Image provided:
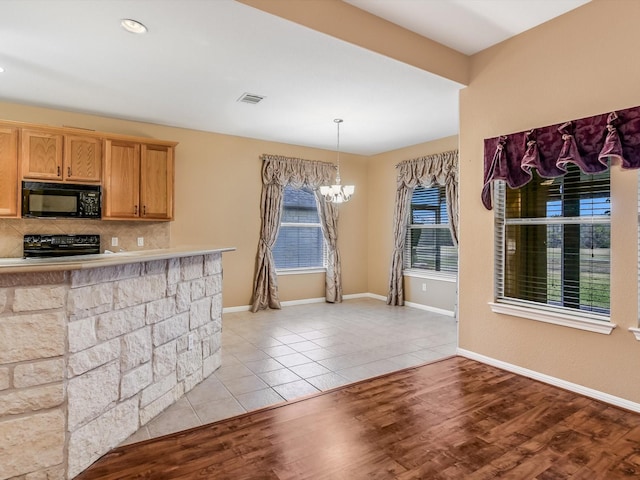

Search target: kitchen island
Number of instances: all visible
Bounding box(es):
[0,246,234,480]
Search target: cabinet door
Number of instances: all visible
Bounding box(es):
[103,139,140,219]
[64,135,102,183]
[0,127,19,217]
[140,144,174,220]
[21,129,63,180]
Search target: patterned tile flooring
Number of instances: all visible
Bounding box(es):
[122,297,458,444]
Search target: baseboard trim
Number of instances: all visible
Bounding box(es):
[404,301,455,317]
[457,348,640,414]
[281,297,326,307]
[346,292,386,301]
[222,305,251,313]
[223,293,453,315]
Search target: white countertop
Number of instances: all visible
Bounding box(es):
[0,245,235,274]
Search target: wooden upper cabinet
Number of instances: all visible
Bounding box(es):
[103,139,140,219]
[0,126,19,217]
[21,129,101,183]
[21,129,63,180]
[103,141,174,221]
[64,135,102,183]
[141,144,174,220]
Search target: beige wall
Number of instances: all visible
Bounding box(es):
[459,0,640,402]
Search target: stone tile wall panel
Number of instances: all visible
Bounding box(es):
[68,339,120,377]
[190,278,206,301]
[177,343,202,381]
[14,358,65,388]
[114,274,167,309]
[204,252,222,275]
[120,363,152,400]
[190,297,211,330]
[121,327,152,371]
[68,317,97,353]
[167,257,180,286]
[67,362,119,430]
[0,312,65,363]
[175,281,190,312]
[13,285,66,312]
[153,340,177,379]
[144,259,168,275]
[146,297,177,324]
[180,255,203,281]
[0,383,64,416]
[0,410,65,480]
[67,283,114,320]
[96,304,145,341]
[140,371,177,408]
[0,366,9,391]
[70,263,142,287]
[205,274,222,296]
[152,313,189,347]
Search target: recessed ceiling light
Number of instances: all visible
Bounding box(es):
[120,18,147,34]
[0,67,4,73]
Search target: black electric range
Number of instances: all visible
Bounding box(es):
[23,234,101,258]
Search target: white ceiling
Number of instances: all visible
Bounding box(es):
[0,0,590,155]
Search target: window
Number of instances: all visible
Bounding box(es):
[495,164,610,318]
[404,185,457,275]
[273,185,325,271]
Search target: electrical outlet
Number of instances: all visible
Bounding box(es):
[111,237,118,247]
[188,334,194,351]
[421,283,427,292]
[137,237,144,247]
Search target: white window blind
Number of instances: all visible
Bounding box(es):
[273,185,326,270]
[495,164,610,317]
[404,185,457,274]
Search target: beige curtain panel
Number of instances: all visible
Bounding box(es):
[387,150,459,306]
[251,154,342,312]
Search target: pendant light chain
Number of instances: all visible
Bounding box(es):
[335,118,342,183]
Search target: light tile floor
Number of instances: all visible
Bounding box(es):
[122,297,457,445]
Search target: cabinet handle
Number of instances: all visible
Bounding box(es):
[57,166,60,177]
[67,167,71,177]
[143,205,146,216]
[134,205,138,215]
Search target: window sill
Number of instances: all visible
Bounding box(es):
[489,302,616,335]
[629,328,640,341]
[403,269,457,283]
[276,267,326,276]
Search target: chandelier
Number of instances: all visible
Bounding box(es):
[320,119,355,204]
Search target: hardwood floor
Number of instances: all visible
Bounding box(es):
[77,357,640,479]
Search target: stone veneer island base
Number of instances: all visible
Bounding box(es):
[0,247,233,479]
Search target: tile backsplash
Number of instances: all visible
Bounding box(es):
[0,219,170,257]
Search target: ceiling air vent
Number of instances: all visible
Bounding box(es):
[237,93,265,104]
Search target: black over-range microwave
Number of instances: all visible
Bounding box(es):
[22,181,102,219]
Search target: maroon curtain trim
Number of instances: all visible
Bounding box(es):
[482,105,640,209]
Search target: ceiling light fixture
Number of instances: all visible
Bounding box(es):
[120,18,148,34]
[320,119,355,204]
[0,67,4,73]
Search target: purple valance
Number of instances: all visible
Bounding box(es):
[482,105,640,209]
